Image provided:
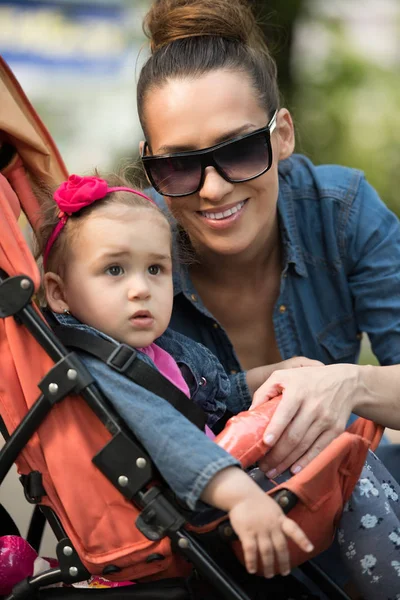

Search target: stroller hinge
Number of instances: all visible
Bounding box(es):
[56,537,91,583]
[9,539,90,599]
[136,486,186,541]
[38,352,95,405]
[0,274,34,318]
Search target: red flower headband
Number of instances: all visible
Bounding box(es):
[43,175,155,269]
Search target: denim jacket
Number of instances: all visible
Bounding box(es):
[149,154,400,413]
[52,312,238,510]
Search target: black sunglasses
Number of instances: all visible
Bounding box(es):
[141,110,278,198]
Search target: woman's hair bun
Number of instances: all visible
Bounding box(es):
[143,0,262,53]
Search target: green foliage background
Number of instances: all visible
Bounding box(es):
[253,2,399,365]
[293,20,400,218]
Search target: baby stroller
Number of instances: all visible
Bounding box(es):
[0,56,382,600]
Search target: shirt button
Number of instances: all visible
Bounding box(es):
[213,322,219,329]
[279,304,287,313]
[230,369,237,375]
[190,294,197,302]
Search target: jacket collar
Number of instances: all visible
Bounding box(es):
[277,158,307,278]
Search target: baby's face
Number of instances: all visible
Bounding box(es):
[61,205,173,348]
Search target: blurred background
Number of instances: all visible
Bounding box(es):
[1,0,399,215]
[1,0,400,550]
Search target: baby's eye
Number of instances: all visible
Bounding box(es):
[106,265,124,277]
[148,264,161,275]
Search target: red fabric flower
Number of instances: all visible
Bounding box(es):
[54,175,109,214]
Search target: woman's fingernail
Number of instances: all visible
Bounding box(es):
[264,434,275,445]
[266,468,277,478]
[292,465,302,474]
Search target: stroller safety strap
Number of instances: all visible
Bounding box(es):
[52,324,207,431]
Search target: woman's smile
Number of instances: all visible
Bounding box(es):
[197,199,248,229]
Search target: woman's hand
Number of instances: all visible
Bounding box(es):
[250,363,360,478]
[245,356,324,396]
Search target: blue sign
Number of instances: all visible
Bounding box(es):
[0,0,133,73]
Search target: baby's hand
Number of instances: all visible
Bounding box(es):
[229,489,314,578]
[201,467,314,577]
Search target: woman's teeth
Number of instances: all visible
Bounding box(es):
[201,201,245,220]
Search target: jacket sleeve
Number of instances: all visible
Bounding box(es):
[79,353,240,510]
[226,372,252,414]
[344,177,400,365]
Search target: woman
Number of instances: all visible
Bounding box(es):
[137,0,400,480]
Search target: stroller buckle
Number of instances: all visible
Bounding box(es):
[107,343,137,373]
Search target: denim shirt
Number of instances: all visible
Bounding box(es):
[149,154,400,413]
[52,312,238,510]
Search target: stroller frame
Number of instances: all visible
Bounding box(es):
[0,268,351,600]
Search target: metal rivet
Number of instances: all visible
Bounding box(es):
[190,294,197,302]
[48,383,58,394]
[223,525,234,538]
[63,546,73,557]
[136,457,147,469]
[199,377,207,387]
[278,494,290,508]
[20,279,31,290]
[118,475,129,487]
[279,304,287,313]
[67,369,77,381]
[178,538,189,549]
[69,566,78,577]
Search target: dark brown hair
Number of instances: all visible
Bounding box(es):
[34,170,169,276]
[137,0,279,138]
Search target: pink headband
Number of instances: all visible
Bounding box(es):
[43,174,155,269]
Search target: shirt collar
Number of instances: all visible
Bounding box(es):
[277,159,307,278]
[51,311,119,343]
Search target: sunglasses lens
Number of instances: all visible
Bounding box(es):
[146,155,202,196]
[215,131,271,181]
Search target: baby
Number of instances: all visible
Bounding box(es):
[35,172,313,579]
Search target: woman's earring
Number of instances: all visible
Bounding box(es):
[63,308,70,315]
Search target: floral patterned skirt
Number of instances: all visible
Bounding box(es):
[338,450,400,599]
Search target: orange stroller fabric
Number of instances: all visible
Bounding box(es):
[0,56,383,582]
[215,399,383,569]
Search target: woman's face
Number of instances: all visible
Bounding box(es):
[142,70,294,258]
